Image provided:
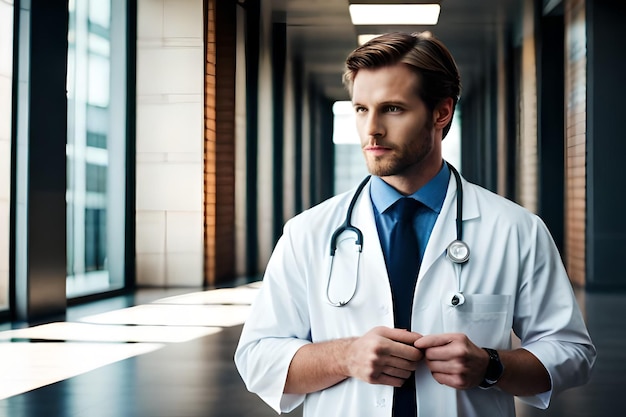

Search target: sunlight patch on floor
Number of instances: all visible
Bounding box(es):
[0,342,162,400]
[79,304,251,327]
[152,285,260,306]
[0,322,221,343]
[0,282,262,400]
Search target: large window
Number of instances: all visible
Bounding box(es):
[66,0,127,297]
[0,0,14,311]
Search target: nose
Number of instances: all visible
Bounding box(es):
[364,111,384,138]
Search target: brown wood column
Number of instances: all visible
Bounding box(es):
[204,0,237,286]
[517,0,538,213]
[564,0,586,287]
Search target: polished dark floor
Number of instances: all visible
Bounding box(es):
[0,286,622,417]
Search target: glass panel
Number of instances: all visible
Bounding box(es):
[0,1,14,311]
[332,101,368,195]
[67,0,126,298]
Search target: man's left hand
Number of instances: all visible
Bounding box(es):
[413,333,489,390]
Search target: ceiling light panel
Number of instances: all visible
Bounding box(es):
[349,4,441,25]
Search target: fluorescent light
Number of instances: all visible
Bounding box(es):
[349,4,441,25]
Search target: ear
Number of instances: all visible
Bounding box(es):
[433,97,454,130]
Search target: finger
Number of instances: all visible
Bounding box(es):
[430,372,456,388]
[374,373,410,388]
[423,356,460,373]
[422,343,458,361]
[378,327,423,345]
[387,342,424,362]
[429,371,474,390]
[413,333,457,350]
[381,364,414,380]
[385,355,419,372]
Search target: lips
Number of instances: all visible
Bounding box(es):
[363,144,392,156]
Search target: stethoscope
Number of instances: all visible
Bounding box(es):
[326,161,470,308]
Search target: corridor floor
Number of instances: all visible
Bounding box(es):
[0,282,620,417]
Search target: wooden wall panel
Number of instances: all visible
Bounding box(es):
[517,0,538,213]
[205,0,236,286]
[564,0,586,287]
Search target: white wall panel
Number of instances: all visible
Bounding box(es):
[136,253,166,286]
[164,0,202,38]
[136,0,203,286]
[135,211,166,254]
[136,102,202,154]
[166,211,202,254]
[137,48,203,96]
[165,253,203,286]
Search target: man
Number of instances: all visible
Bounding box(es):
[235,32,595,417]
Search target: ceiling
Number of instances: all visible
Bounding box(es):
[273,0,524,102]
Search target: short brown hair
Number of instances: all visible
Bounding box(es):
[343,32,461,138]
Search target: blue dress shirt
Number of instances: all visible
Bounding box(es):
[370,163,450,270]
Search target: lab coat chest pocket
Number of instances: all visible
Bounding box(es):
[441,294,511,348]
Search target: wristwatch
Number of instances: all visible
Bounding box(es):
[479,348,504,388]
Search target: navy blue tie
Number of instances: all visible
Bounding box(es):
[388,197,421,329]
[387,197,420,417]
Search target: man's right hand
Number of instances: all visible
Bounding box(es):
[343,326,423,387]
[284,326,423,394]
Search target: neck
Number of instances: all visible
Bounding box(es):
[381,158,444,196]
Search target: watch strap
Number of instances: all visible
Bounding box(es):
[479,347,504,388]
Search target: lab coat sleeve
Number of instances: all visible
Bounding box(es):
[234,218,312,414]
[513,217,596,409]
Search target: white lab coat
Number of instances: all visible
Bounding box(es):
[235,173,596,417]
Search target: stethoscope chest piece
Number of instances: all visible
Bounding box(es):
[446,240,470,264]
[448,292,466,307]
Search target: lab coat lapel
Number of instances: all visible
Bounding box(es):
[418,174,480,281]
[415,174,480,417]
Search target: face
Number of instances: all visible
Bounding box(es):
[352,63,442,189]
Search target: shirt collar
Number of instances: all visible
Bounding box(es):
[370,162,450,214]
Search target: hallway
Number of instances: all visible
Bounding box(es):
[0,283,619,417]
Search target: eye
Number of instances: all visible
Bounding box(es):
[354,106,367,114]
[384,105,401,113]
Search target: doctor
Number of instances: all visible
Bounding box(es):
[235,32,595,417]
